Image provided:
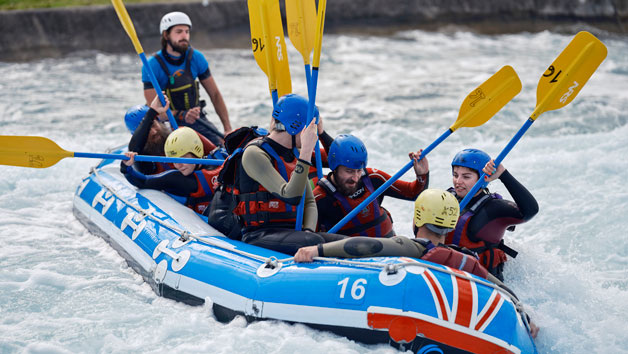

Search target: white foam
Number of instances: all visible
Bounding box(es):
[1,30,627,353]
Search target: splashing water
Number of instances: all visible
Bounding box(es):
[1,29,627,353]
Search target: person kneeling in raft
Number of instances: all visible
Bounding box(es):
[121,126,221,215]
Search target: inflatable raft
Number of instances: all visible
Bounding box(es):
[72,153,538,353]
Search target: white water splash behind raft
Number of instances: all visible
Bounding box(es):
[1,30,627,353]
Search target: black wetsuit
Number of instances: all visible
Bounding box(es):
[128,108,167,175]
[120,163,197,199]
[447,169,539,281]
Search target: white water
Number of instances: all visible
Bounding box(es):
[1,29,627,353]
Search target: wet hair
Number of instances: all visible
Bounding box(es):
[272,119,286,133]
[160,29,171,51]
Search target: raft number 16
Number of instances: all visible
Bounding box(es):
[337,277,367,301]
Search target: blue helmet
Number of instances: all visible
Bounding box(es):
[328,134,368,171]
[451,148,491,175]
[124,105,150,133]
[272,94,319,136]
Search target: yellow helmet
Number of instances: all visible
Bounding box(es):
[414,189,460,235]
[164,127,203,158]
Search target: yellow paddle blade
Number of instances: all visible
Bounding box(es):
[450,65,522,131]
[111,0,144,55]
[286,0,316,64]
[0,136,73,168]
[532,31,607,120]
[312,0,327,68]
[248,0,292,97]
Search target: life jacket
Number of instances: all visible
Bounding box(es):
[233,138,301,230]
[445,188,518,275]
[317,173,394,238]
[415,240,488,279]
[186,168,220,215]
[154,48,200,111]
[207,126,268,239]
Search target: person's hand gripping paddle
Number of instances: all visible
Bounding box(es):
[329,65,522,233]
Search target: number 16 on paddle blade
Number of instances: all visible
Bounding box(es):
[248,0,292,104]
[532,31,607,119]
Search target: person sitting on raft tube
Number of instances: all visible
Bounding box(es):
[124,95,225,176]
[121,126,221,215]
[233,93,345,255]
[314,134,429,237]
[447,148,539,281]
[294,188,539,338]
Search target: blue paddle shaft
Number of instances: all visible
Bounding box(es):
[458,118,535,210]
[73,152,223,166]
[308,67,324,181]
[139,52,179,130]
[296,66,320,231]
[328,129,453,234]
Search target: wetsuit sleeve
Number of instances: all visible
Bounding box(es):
[368,168,429,201]
[499,170,539,222]
[319,131,334,152]
[466,170,538,243]
[120,164,198,196]
[319,236,424,258]
[241,146,312,206]
[127,108,160,174]
[303,182,317,231]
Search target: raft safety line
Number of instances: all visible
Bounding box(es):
[90,167,272,264]
[89,167,530,328]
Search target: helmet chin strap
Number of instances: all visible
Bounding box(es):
[291,135,296,150]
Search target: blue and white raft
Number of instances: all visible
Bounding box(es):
[72,154,538,353]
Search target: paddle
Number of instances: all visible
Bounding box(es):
[291,0,327,230]
[328,65,522,234]
[248,0,292,104]
[458,31,607,210]
[111,0,178,130]
[286,0,324,179]
[0,136,223,169]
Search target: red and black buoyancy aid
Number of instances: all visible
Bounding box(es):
[419,241,488,279]
[154,48,200,111]
[445,189,518,273]
[317,174,394,238]
[207,126,269,239]
[186,168,220,215]
[232,139,300,230]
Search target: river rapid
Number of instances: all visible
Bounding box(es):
[1,28,627,353]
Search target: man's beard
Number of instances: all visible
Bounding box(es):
[334,172,360,196]
[143,124,170,156]
[169,39,189,54]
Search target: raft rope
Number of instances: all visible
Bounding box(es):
[89,167,530,326]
